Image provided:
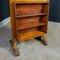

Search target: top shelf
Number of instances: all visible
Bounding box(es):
[15,2,49,4]
[14,0,49,4]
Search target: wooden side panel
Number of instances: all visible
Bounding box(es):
[39,3,49,33]
[42,3,48,13]
[42,15,48,23]
[9,0,16,40]
[39,25,47,33]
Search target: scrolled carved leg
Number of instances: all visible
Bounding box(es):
[9,40,20,56]
[40,35,48,45]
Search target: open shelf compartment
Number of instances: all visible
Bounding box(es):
[16,16,47,30]
[16,25,47,42]
[14,2,48,18]
[17,29,45,42]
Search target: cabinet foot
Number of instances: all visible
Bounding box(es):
[40,36,48,45]
[9,40,20,56]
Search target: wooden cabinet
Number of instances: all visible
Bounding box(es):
[9,0,49,56]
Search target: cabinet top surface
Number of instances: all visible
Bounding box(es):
[14,0,49,3]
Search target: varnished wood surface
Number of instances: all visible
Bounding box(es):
[15,3,48,17]
[16,13,48,18]
[10,0,49,42]
[42,15,48,23]
[17,30,45,42]
[10,0,17,40]
[15,4,42,16]
[15,0,49,3]
[9,0,49,56]
[16,16,47,29]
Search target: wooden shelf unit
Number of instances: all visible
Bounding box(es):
[9,0,49,56]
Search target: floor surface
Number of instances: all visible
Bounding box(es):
[0,21,60,60]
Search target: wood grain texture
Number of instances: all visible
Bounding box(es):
[15,4,42,16]
[17,30,45,42]
[16,16,42,29]
[10,0,49,42]
[9,0,17,40]
[15,0,49,3]
[9,0,49,56]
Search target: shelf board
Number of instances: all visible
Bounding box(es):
[16,13,48,18]
[15,1,49,4]
[16,22,46,30]
[17,30,45,41]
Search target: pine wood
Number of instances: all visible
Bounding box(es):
[9,0,49,56]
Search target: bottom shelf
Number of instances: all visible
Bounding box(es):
[17,30,45,42]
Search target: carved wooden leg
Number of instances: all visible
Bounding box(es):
[9,40,20,56]
[40,35,48,45]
